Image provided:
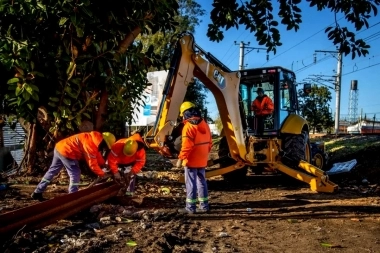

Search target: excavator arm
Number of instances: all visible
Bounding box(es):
[143,32,338,193]
[144,33,247,161]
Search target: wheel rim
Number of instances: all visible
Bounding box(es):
[313,153,324,169]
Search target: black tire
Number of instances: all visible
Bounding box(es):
[282,130,311,166]
[218,136,248,183]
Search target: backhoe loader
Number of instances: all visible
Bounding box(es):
[143,32,338,193]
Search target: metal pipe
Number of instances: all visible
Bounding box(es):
[0,182,121,239]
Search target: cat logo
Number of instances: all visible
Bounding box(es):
[213,69,226,89]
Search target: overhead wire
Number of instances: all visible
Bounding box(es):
[261,17,345,67]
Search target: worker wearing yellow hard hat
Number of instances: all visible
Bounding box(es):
[176,101,212,214]
[179,101,195,117]
[32,131,116,201]
[107,132,146,196]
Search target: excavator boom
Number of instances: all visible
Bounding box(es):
[143,32,338,193]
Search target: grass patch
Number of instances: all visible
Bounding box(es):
[325,136,380,162]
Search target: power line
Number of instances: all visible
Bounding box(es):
[226,32,253,68]
[266,20,380,69]
[262,18,344,67]
[294,55,333,74]
[220,30,246,61]
[342,61,380,76]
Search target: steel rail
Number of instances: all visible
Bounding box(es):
[0,181,121,239]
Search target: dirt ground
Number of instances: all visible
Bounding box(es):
[1,137,380,253]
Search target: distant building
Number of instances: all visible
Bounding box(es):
[208,124,220,136]
[347,120,380,134]
[0,121,25,172]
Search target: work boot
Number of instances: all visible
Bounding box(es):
[31,192,47,202]
[196,208,210,214]
[177,208,195,214]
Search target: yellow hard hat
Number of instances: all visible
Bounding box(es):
[123,139,138,156]
[102,132,116,149]
[179,101,195,116]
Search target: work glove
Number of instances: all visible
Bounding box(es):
[101,164,110,173]
[176,159,183,168]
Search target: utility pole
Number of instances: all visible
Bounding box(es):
[235,41,268,70]
[315,50,343,135]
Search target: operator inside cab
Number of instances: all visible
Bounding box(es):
[251,87,274,135]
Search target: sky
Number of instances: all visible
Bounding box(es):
[192,1,380,121]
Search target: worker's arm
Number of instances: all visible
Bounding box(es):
[83,143,105,177]
[178,123,196,166]
[263,97,274,114]
[207,123,213,152]
[107,142,124,174]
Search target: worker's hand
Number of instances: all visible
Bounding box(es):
[176,159,183,168]
[101,165,110,173]
[113,172,122,185]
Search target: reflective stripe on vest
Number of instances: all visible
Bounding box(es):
[111,150,118,157]
[194,141,209,146]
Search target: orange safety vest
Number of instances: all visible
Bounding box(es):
[251,95,274,116]
[55,131,105,176]
[107,134,146,174]
[178,118,212,168]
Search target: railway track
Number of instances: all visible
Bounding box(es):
[0,181,121,241]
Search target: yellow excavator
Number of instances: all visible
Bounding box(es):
[143,32,338,193]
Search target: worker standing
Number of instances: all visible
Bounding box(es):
[176,102,212,214]
[251,87,274,134]
[107,132,146,196]
[31,131,117,201]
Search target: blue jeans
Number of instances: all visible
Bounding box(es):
[34,148,81,194]
[184,167,209,212]
[118,164,137,195]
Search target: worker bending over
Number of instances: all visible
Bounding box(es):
[31,131,117,201]
[107,132,146,196]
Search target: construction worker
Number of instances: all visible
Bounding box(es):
[251,87,274,134]
[31,131,117,201]
[107,132,146,196]
[176,102,212,214]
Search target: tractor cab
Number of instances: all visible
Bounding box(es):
[239,67,299,136]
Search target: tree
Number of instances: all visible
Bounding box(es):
[137,0,209,120]
[1,0,378,173]
[298,85,334,133]
[207,0,379,59]
[0,0,179,172]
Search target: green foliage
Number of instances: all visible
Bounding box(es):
[207,0,378,58]
[213,115,223,133]
[298,85,334,133]
[0,0,178,137]
[137,0,209,120]
[185,79,210,121]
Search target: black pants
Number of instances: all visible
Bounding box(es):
[254,116,267,135]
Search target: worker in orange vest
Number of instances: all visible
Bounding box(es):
[176,102,212,214]
[107,132,146,196]
[251,87,274,134]
[31,131,117,201]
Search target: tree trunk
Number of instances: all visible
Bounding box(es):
[26,123,37,174]
[118,26,142,54]
[93,27,143,131]
[95,89,108,131]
